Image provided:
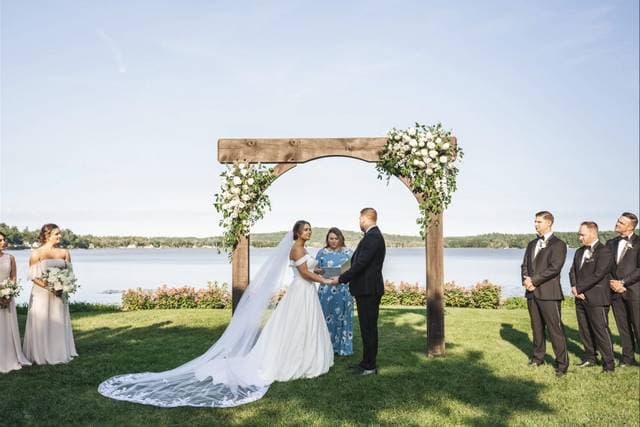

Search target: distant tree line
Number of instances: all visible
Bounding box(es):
[0,223,625,250]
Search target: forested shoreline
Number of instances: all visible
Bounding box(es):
[1,223,625,249]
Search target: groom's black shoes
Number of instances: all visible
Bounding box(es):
[349,364,378,375]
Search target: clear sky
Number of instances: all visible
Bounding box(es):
[1,1,638,237]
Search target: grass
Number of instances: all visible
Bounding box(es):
[1,307,638,426]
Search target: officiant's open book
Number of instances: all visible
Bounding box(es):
[321,259,351,279]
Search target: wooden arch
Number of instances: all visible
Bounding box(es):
[217,136,456,357]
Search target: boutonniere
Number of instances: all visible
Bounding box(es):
[626,242,634,250]
[584,249,593,261]
[540,241,547,249]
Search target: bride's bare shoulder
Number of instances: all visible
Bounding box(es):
[289,245,305,261]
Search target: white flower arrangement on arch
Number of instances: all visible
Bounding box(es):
[376,122,463,238]
[214,162,276,257]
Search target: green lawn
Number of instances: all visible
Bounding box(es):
[1,307,638,426]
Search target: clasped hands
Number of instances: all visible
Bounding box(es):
[570,287,586,300]
[522,276,535,292]
[609,279,626,294]
[313,268,340,286]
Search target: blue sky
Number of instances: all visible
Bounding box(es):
[1,1,638,237]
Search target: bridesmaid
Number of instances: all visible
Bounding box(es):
[23,224,78,365]
[0,231,31,373]
[315,228,354,356]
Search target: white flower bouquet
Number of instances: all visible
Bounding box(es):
[42,267,79,303]
[0,278,21,308]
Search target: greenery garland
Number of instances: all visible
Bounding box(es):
[376,123,463,238]
[213,162,276,257]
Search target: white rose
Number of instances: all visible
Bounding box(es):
[424,156,432,163]
[238,163,246,170]
[418,141,425,147]
[408,128,416,136]
[413,159,421,166]
[426,131,433,139]
[420,149,429,156]
[439,156,448,163]
[240,169,248,176]
[247,178,255,185]
[427,141,436,149]
[233,176,242,185]
[232,187,241,194]
[238,202,245,209]
[436,137,442,144]
[54,283,63,291]
[442,142,450,150]
[426,168,434,175]
[409,140,418,147]
[418,160,426,168]
[402,134,411,143]
[429,150,438,159]
[241,194,250,201]
[242,184,249,190]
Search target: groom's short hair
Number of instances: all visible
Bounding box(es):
[535,211,554,225]
[360,208,377,222]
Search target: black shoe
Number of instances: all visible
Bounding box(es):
[358,368,378,376]
[528,359,544,367]
[577,360,597,368]
[619,360,639,367]
[555,370,567,378]
[602,369,615,374]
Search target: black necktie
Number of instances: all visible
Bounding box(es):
[620,236,629,242]
[537,235,545,241]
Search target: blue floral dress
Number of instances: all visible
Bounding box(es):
[316,247,354,356]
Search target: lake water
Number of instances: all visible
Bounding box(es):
[6,247,578,305]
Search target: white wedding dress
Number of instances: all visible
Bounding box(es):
[98,232,333,407]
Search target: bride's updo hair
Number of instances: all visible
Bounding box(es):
[38,223,60,244]
[292,220,310,241]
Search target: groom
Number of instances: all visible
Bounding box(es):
[329,208,386,375]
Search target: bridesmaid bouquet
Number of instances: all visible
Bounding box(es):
[0,278,22,308]
[42,267,79,303]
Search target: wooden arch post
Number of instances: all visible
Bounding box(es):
[217,136,455,357]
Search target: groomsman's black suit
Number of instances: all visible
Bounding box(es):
[606,233,640,364]
[569,241,615,370]
[339,225,386,371]
[521,234,569,372]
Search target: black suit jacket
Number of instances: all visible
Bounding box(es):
[338,226,386,297]
[606,233,640,301]
[521,234,567,300]
[569,241,613,306]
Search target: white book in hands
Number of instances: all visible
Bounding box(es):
[321,259,351,279]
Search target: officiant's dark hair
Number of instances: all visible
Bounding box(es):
[622,212,638,228]
[38,223,60,244]
[325,228,346,248]
[292,220,310,240]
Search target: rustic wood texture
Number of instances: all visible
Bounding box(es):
[426,212,445,356]
[231,235,249,312]
[218,137,387,163]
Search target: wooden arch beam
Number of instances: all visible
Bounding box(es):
[217,136,456,357]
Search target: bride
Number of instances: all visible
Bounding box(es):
[98,220,335,407]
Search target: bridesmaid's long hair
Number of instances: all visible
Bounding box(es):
[292,220,310,241]
[38,223,60,244]
[324,227,346,249]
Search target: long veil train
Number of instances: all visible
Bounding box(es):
[98,231,294,407]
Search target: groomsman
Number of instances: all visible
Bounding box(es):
[570,222,615,373]
[607,212,640,367]
[521,211,569,377]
